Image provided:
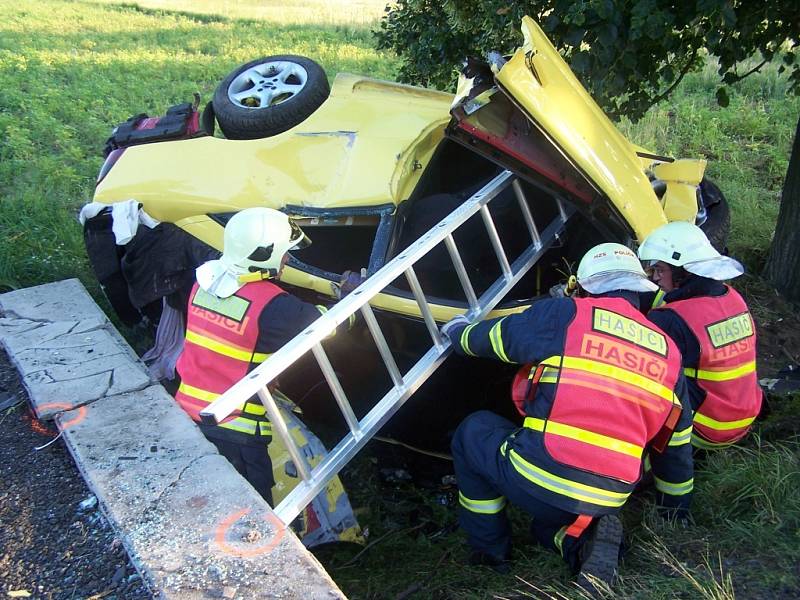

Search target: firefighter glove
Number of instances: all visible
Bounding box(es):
[335,268,367,299]
[441,314,471,340]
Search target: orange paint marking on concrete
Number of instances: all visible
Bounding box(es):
[215,508,286,558]
[37,403,88,429]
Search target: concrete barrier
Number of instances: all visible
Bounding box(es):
[0,279,345,599]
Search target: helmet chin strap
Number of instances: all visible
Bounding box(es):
[238,269,278,284]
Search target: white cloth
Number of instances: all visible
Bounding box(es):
[195,258,248,298]
[580,272,658,294]
[78,200,159,245]
[683,256,744,280]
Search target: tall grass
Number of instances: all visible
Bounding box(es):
[86,0,389,27]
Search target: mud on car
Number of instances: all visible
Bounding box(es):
[83,17,729,478]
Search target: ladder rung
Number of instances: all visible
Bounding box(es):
[256,386,312,481]
[512,179,541,249]
[479,205,512,280]
[404,265,444,347]
[444,233,479,312]
[311,343,362,438]
[360,302,404,388]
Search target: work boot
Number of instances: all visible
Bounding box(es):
[576,514,623,595]
[468,550,512,574]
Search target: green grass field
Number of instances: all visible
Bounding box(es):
[1,1,799,598]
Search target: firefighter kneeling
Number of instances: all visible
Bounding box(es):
[638,222,762,450]
[175,207,358,504]
[441,243,694,592]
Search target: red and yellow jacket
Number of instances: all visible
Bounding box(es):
[652,284,761,448]
[451,292,694,516]
[176,280,283,437]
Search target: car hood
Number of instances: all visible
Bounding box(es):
[493,17,670,241]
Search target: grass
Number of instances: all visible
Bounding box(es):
[86,0,388,26]
[1,1,799,598]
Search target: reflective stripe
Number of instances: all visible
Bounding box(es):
[504,447,629,508]
[654,476,694,496]
[524,417,643,459]
[242,402,266,416]
[219,419,259,435]
[489,318,512,363]
[691,433,733,449]
[668,425,693,446]
[178,382,218,402]
[684,361,756,381]
[540,366,559,379]
[693,412,756,431]
[458,491,507,514]
[651,289,666,310]
[543,355,675,403]
[185,329,269,363]
[460,323,479,356]
[178,384,270,435]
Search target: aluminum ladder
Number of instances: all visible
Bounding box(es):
[200,170,572,525]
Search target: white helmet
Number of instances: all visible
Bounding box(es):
[577,243,658,294]
[196,207,310,298]
[638,222,743,280]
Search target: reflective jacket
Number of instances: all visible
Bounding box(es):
[176,280,282,437]
[451,292,694,516]
[652,284,761,448]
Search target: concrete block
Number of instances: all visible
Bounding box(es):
[2,278,345,599]
[12,329,151,419]
[0,278,107,323]
[58,387,345,599]
[0,278,138,361]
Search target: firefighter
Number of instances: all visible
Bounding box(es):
[638,221,762,449]
[441,243,694,591]
[175,207,359,504]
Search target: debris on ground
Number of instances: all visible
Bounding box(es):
[0,350,152,600]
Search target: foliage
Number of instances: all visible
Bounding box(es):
[375,0,800,120]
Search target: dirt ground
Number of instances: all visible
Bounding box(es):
[0,350,152,600]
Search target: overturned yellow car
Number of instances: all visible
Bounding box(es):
[83,15,729,523]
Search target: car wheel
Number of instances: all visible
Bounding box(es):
[698,178,730,253]
[212,55,330,140]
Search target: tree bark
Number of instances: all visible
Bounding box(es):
[764,116,800,303]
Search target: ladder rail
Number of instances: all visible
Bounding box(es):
[270,208,573,521]
[200,170,516,425]
[198,169,575,525]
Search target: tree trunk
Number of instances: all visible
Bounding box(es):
[763,116,800,303]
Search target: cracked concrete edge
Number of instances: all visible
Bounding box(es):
[2,280,346,599]
[0,279,156,420]
[55,388,346,599]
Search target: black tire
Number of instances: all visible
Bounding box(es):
[212,55,330,140]
[698,178,731,253]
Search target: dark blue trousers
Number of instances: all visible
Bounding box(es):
[451,410,591,570]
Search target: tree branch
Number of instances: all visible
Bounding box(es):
[651,47,700,106]
[727,59,769,85]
